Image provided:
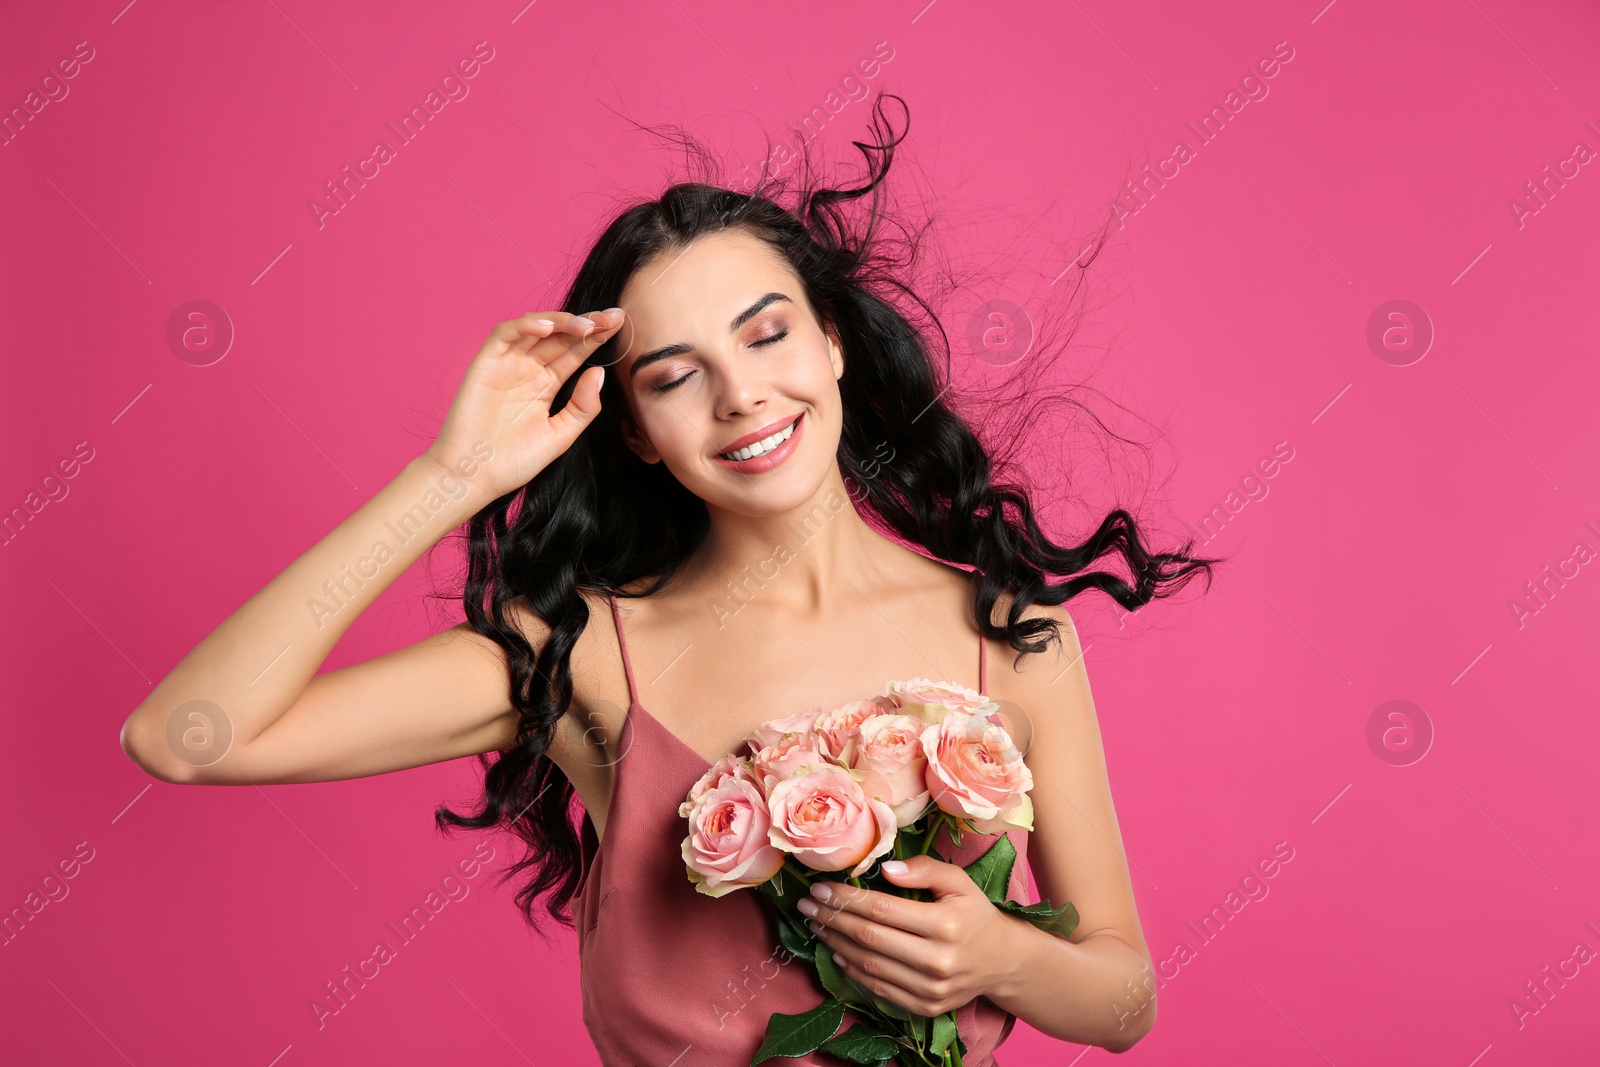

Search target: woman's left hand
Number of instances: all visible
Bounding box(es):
[795,854,1028,1016]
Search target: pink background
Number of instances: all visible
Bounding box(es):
[4,0,1599,1063]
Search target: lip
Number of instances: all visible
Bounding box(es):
[714,412,805,473]
[714,412,803,457]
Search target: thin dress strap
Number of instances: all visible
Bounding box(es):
[978,629,987,696]
[608,594,639,707]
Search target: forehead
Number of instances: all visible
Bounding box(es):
[617,230,802,347]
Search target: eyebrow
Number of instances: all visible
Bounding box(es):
[627,292,793,378]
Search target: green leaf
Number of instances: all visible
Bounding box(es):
[871,991,914,1023]
[775,909,815,963]
[998,897,1080,940]
[752,999,847,1064]
[814,940,870,1007]
[819,1023,902,1063]
[929,1011,959,1056]
[759,874,818,963]
[961,834,1017,903]
[816,948,917,1027]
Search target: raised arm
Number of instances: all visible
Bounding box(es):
[119,309,625,785]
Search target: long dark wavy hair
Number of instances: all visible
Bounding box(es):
[435,93,1220,939]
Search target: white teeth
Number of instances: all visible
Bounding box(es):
[720,419,796,461]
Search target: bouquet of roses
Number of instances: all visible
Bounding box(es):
[677,678,1079,1067]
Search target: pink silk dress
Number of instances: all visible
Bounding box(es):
[568,594,1033,1066]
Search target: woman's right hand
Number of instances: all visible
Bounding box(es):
[423,308,627,499]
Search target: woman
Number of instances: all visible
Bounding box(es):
[121,96,1214,1064]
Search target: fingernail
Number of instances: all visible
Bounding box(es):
[810,883,832,902]
[805,919,822,935]
[797,897,818,916]
[573,316,595,327]
[882,860,908,875]
[603,307,623,316]
[534,319,555,327]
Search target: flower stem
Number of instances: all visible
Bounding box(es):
[782,859,814,890]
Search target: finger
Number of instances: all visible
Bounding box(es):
[807,877,948,938]
[492,310,609,351]
[491,314,558,348]
[547,364,605,436]
[877,854,984,902]
[808,907,947,980]
[535,310,626,383]
[500,315,561,357]
[813,926,948,1013]
[552,307,623,340]
[801,893,949,974]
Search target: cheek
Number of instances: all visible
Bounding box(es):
[636,406,705,461]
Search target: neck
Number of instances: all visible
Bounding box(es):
[684,463,897,614]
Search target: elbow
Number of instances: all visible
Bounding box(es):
[1107,1011,1158,1049]
[119,709,198,785]
[1101,949,1157,1053]
[1104,987,1156,1053]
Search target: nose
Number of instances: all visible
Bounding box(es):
[712,352,772,421]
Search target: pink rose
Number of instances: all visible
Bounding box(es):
[680,775,786,897]
[766,763,898,877]
[678,753,756,818]
[743,706,824,753]
[849,713,932,827]
[813,696,897,765]
[921,709,1035,834]
[749,733,834,792]
[886,678,996,725]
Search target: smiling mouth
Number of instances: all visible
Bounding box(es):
[717,415,801,461]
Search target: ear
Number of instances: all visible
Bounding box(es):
[826,322,844,380]
[620,413,662,464]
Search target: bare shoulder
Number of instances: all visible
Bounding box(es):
[981,585,1088,756]
[449,589,623,755]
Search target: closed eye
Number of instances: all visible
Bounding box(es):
[651,329,789,394]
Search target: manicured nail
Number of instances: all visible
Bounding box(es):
[806,919,822,935]
[882,860,908,875]
[603,307,624,316]
[572,316,595,327]
[810,882,832,901]
[534,319,555,327]
[797,897,818,916]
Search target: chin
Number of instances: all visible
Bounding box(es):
[702,467,833,517]
[684,455,839,518]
